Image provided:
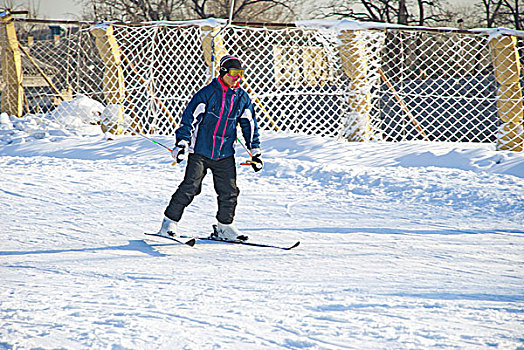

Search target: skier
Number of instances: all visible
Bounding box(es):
[157,56,262,241]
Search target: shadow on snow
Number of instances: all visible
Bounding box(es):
[0,240,174,257]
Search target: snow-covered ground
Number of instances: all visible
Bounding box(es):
[1,103,523,349]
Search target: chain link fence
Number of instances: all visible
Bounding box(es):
[1,15,523,150]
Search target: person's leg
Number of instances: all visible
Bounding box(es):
[164,154,207,222]
[211,156,239,225]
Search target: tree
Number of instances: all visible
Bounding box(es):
[84,0,188,21]
[82,0,298,22]
[317,0,451,26]
[499,0,523,30]
[475,0,523,29]
[441,2,483,29]
[399,0,408,24]
[187,0,297,21]
[413,0,451,26]
[479,0,503,27]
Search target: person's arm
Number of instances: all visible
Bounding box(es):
[238,95,262,172]
[175,88,208,143]
[172,88,208,163]
[238,96,260,151]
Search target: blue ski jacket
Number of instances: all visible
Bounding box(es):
[175,77,260,161]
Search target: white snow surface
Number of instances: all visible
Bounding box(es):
[1,102,523,349]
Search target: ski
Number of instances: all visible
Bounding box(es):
[144,233,196,247]
[181,235,300,250]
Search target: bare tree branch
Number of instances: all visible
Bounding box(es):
[81,0,296,22]
[500,0,523,29]
[317,0,451,26]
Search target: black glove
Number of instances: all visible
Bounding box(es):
[250,148,263,172]
[171,140,188,163]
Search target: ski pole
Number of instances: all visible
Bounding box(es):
[236,137,256,166]
[107,119,178,164]
[135,132,172,152]
[236,136,252,157]
[133,132,179,165]
[120,123,173,153]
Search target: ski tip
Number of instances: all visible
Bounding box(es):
[144,232,195,247]
[286,241,300,250]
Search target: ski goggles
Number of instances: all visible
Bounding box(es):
[225,68,245,78]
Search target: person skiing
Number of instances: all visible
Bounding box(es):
[157,55,262,241]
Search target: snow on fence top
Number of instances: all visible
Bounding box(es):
[297,19,524,38]
[0,15,523,151]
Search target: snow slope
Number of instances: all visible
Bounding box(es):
[1,107,523,349]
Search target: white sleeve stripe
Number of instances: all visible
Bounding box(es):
[190,103,206,149]
[193,103,206,124]
[240,108,254,146]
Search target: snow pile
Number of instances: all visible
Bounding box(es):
[48,95,104,127]
[0,95,105,146]
[261,134,524,178]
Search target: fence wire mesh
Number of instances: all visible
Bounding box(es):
[1,18,523,147]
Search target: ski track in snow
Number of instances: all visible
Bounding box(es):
[1,131,523,349]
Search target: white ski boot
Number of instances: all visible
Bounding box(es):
[157,217,179,238]
[212,222,248,241]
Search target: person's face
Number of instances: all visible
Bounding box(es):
[221,68,244,88]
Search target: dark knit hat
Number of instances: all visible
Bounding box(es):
[219,56,243,77]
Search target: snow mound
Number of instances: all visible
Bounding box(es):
[0,95,106,146]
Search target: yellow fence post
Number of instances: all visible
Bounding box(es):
[338,30,372,142]
[0,11,24,117]
[489,34,523,152]
[91,24,125,135]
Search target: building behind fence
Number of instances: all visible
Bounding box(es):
[1,12,523,151]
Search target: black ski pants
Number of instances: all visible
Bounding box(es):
[164,153,239,225]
